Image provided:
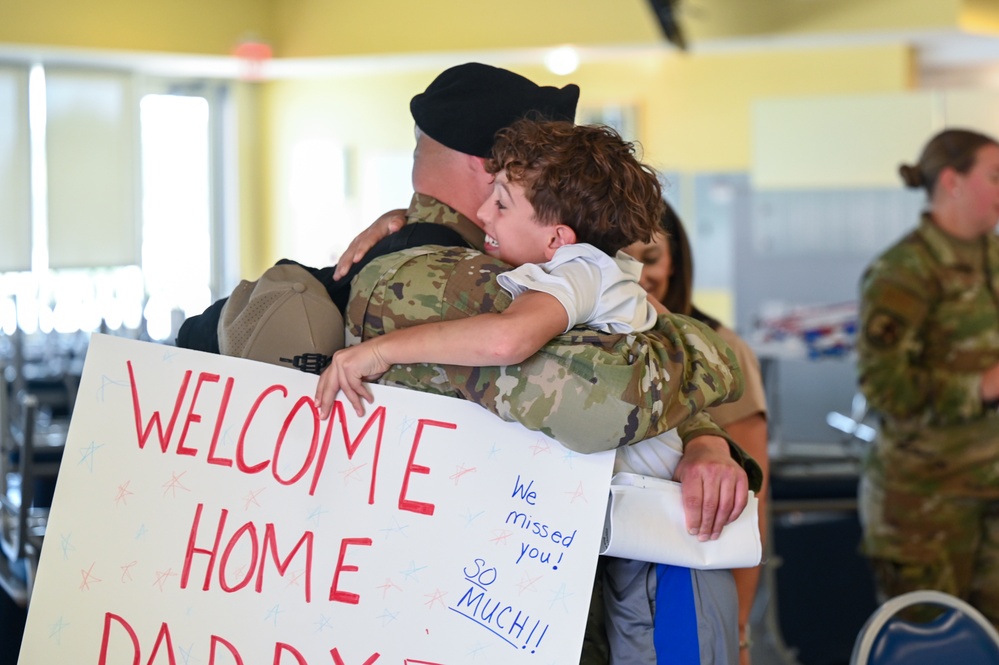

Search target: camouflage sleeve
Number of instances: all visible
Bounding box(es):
[857,259,945,420]
[676,411,763,492]
[347,247,747,455]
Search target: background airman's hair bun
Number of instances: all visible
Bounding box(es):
[898,163,924,189]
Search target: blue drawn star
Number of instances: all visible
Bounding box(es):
[48,616,69,644]
[461,508,485,527]
[307,505,329,524]
[399,560,427,581]
[60,533,75,559]
[264,604,284,627]
[97,374,129,402]
[561,448,580,466]
[466,641,490,659]
[78,441,104,471]
[548,582,573,612]
[221,424,237,450]
[315,614,333,633]
[379,517,410,540]
[376,608,400,626]
[397,415,418,440]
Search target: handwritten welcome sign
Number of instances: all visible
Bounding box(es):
[19,334,615,664]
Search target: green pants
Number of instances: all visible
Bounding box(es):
[859,457,999,626]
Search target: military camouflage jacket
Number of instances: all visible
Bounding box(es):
[859,213,999,432]
[345,194,762,491]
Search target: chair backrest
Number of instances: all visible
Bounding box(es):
[851,590,999,665]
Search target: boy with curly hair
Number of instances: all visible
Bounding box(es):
[315,117,667,415]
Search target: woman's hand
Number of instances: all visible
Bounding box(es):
[332,209,407,280]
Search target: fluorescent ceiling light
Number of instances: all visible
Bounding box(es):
[545,45,579,76]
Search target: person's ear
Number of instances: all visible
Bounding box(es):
[938,166,961,198]
[543,225,577,260]
[468,154,488,175]
[554,224,577,247]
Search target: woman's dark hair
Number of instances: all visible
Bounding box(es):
[658,202,722,331]
[899,128,999,196]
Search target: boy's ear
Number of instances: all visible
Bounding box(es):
[552,224,576,247]
[544,224,577,260]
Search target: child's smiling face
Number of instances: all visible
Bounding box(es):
[476,171,556,267]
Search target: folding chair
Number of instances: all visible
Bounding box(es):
[850,590,999,665]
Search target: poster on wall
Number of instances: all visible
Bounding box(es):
[19,334,615,665]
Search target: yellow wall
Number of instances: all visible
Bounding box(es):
[567,44,914,173]
[0,0,987,58]
[260,69,432,272]
[233,82,267,279]
[0,0,974,283]
[682,0,963,40]
[256,43,915,278]
[0,0,662,57]
[962,0,999,34]
[0,0,273,55]
[270,0,661,57]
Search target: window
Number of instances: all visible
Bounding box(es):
[139,92,213,341]
[0,65,231,342]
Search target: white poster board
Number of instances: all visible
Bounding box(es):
[19,334,615,664]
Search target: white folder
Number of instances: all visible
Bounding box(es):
[600,472,762,570]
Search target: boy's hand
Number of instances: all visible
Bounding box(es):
[314,342,391,418]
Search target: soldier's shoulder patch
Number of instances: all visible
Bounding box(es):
[864,308,906,349]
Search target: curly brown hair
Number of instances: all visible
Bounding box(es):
[486,118,665,255]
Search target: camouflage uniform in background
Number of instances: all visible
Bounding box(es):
[346,194,763,490]
[858,213,999,624]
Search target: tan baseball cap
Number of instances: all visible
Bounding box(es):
[218,264,344,374]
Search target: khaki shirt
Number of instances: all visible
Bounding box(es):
[707,326,767,427]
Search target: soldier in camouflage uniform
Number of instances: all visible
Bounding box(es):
[857,128,999,626]
[344,199,751,463]
[180,62,760,660]
[334,63,761,489]
[179,61,761,502]
[332,63,761,662]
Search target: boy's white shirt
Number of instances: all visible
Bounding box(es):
[613,429,685,478]
[496,243,657,334]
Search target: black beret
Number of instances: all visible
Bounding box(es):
[410,62,580,158]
